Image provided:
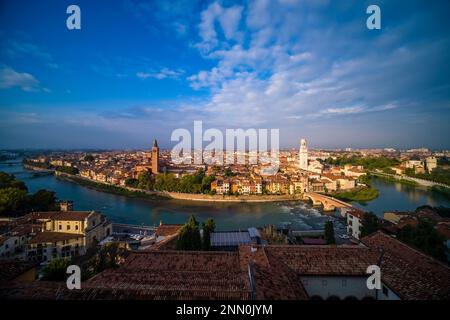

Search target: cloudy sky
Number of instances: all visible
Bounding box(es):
[0,0,449,150]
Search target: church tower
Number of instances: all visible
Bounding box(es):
[152,139,159,174]
[299,138,308,170]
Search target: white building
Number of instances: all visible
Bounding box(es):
[299,138,308,170]
[425,156,437,172]
[346,209,365,240]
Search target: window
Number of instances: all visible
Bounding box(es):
[59,225,62,230]
[382,285,389,297]
[75,225,79,230]
[67,225,71,230]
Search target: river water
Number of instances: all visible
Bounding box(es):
[1,161,449,231]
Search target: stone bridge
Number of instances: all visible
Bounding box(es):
[303,192,353,212]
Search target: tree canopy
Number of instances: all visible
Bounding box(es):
[398,218,446,260]
[176,215,202,251]
[0,171,59,216]
[41,258,71,281]
[202,218,216,250]
[324,220,336,244]
[360,212,380,237]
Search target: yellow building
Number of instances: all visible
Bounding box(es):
[27,232,85,263]
[35,211,112,247]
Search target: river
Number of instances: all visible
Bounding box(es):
[1,161,449,232]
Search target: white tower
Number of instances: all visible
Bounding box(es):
[299,138,308,170]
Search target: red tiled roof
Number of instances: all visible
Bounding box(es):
[238,246,309,300]
[84,251,252,300]
[436,223,450,239]
[155,224,183,237]
[362,231,450,300]
[32,211,93,221]
[347,209,366,219]
[301,238,327,245]
[264,245,376,276]
[28,232,84,244]
[0,261,36,283]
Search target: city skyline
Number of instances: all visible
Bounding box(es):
[1,0,450,150]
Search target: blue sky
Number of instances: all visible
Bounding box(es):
[0,0,449,150]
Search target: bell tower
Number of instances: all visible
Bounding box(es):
[152,139,159,174]
[299,138,308,170]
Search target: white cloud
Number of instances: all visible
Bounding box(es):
[197,2,243,53]
[137,68,184,80]
[184,0,448,133]
[0,66,42,92]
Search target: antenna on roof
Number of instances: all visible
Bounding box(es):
[247,258,257,300]
[377,247,385,266]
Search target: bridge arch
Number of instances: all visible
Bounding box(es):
[303,192,352,212]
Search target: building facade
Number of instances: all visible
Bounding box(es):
[151,139,159,174]
[299,138,308,170]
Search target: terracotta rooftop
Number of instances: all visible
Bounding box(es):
[347,209,366,219]
[436,223,450,239]
[1,232,449,300]
[0,261,36,283]
[263,245,376,276]
[362,231,450,300]
[28,232,84,244]
[32,211,93,221]
[238,246,309,300]
[84,251,252,300]
[155,224,183,237]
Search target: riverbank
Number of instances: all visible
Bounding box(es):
[328,187,379,202]
[372,174,418,187]
[369,171,449,188]
[55,172,169,201]
[23,164,54,173]
[55,172,304,203]
[429,185,450,200]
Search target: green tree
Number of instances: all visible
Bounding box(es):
[324,221,336,244]
[202,218,216,250]
[154,173,179,192]
[92,242,127,273]
[137,171,154,190]
[27,189,58,212]
[398,218,446,260]
[41,258,71,281]
[83,154,95,162]
[201,175,215,193]
[0,172,27,191]
[55,166,79,175]
[224,167,233,177]
[361,212,380,237]
[0,187,27,216]
[176,215,202,250]
[125,178,139,188]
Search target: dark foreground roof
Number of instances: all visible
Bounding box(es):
[0,261,36,283]
[361,231,450,300]
[1,232,449,300]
